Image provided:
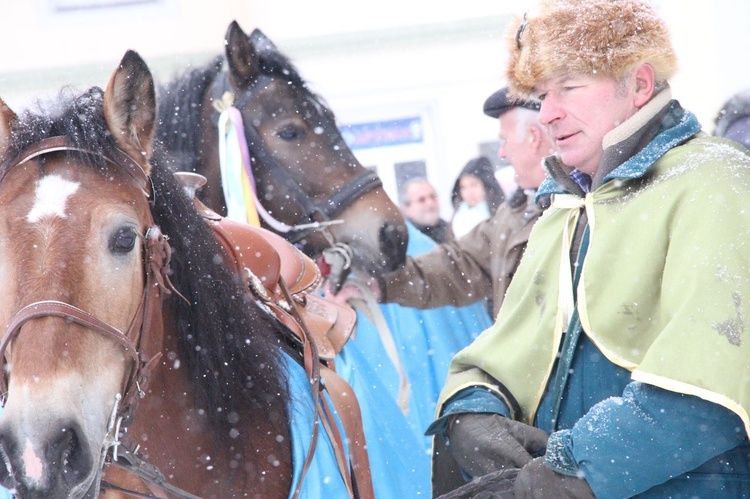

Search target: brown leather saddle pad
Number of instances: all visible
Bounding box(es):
[193,199,356,361]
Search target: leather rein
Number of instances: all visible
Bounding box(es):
[0,136,194,498]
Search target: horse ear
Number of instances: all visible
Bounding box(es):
[225,20,261,90]
[250,28,278,52]
[0,99,17,160]
[103,50,156,173]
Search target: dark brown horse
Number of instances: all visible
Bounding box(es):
[0,50,319,498]
[156,21,408,289]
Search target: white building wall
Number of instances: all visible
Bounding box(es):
[1,0,749,219]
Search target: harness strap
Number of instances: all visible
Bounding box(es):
[278,278,374,499]
[316,393,355,497]
[3,135,152,197]
[278,277,326,499]
[347,279,411,414]
[104,442,203,499]
[322,172,382,219]
[320,366,375,499]
[100,481,161,499]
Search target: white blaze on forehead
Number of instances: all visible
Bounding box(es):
[26,175,80,223]
[22,439,43,483]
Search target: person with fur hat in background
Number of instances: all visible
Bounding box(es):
[429,0,750,497]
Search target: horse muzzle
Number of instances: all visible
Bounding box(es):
[0,418,101,499]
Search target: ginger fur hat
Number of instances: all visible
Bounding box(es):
[506,0,678,97]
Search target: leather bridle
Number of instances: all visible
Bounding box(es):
[212,74,384,245]
[241,116,382,244]
[0,136,177,494]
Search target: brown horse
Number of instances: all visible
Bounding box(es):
[0,51,308,498]
[157,21,408,289]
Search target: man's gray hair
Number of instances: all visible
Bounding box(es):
[513,107,542,141]
[398,177,430,206]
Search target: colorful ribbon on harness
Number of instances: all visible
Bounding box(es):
[215,94,260,226]
[215,92,331,235]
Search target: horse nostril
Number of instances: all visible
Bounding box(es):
[0,433,16,489]
[379,222,408,271]
[47,424,92,490]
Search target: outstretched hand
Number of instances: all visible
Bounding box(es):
[322,276,382,306]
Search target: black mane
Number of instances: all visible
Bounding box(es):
[156,57,223,175]
[4,87,291,438]
[4,87,120,175]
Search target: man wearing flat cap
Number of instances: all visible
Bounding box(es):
[431,0,750,497]
[372,87,550,319]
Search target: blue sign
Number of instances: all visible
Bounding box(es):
[340,117,423,150]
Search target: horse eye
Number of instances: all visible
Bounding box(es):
[110,227,138,254]
[277,124,304,141]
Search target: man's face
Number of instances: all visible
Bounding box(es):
[498,109,548,190]
[402,182,440,226]
[535,75,639,175]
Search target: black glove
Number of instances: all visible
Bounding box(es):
[514,457,595,498]
[446,413,549,479]
[437,468,520,499]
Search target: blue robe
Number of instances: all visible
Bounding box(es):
[286,349,430,497]
[350,222,493,451]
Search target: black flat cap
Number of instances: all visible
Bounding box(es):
[483,87,541,118]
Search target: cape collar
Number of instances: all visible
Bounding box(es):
[538,89,702,199]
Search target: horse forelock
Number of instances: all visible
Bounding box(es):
[0,87,136,197]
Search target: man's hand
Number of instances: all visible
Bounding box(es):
[322,277,382,306]
[514,457,594,498]
[446,413,548,479]
[320,244,353,293]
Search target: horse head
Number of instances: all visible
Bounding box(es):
[158,21,408,288]
[0,50,164,498]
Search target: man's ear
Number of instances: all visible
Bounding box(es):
[528,125,543,151]
[633,63,656,108]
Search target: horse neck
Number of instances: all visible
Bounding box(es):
[122,301,293,497]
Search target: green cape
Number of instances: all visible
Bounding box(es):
[440,136,750,435]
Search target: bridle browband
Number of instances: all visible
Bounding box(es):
[0,135,153,197]
[0,136,186,496]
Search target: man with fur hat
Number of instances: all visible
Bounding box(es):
[429,0,750,497]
